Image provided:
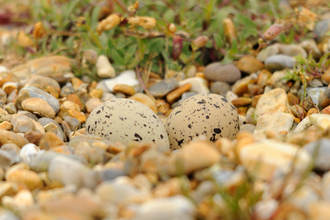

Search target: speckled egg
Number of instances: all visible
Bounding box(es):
[165,93,240,149]
[86,99,169,149]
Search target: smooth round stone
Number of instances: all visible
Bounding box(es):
[64,116,81,131]
[204,62,241,84]
[235,56,264,74]
[314,19,330,41]
[19,86,60,113]
[38,118,65,141]
[75,142,105,164]
[25,75,60,92]
[129,93,157,114]
[211,82,231,96]
[22,97,56,119]
[113,84,136,96]
[256,44,280,62]
[11,114,36,133]
[133,195,196,220]
[48,156,98,189]
[20,143,41,164]
[17,111,38,121]
[85,98,103,114]
[0,129,29,148]
[304,139,330,171]
[278,44,307,58]
[6,169,43,190]
[148,78,179,98]
[264,55,296,72]
[60,83,76,98]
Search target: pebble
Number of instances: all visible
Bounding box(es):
[178,77,209,93]
[166,83,191,104]
[314,19,330,40]
[148,78,179,98]
[129,93,157,114]
[231,75,256,96]
[239,140,311,181]
[6,169,43,190]
[25,75,60,92]
[97,70,141,93]
[0,129,29,148]
[304,139,330,171]
[0,150,19,170]
[255,88,290,118]
[113,84,136,96]
[85,97,103,113]
[38,118,66,141]
[96,55,116,78]
[11,114,36,133]
[19,86,60,113]
[235,56,264,74]
[210,81,231,96]
[39,132,65,150]
[96,179,150,204]
[12,56,75,83]
[60,83,76,98]
[132,195,196,220]
[166,140,221,175]
[264,55,296,72]
[20,143,41,164]
[63,116,80,131]
[254,112,294,134]
[322,67,330,85]
[22,97,56,118]
[204,62,241,84]
[48,156,97,189]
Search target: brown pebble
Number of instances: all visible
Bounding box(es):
[113,84,136,96]
[67,109,86,123]
[54,116,63,125]
[235,56,264,74]
[156,99,171,115]
[306,108,318,117]
[321,67,330,84]
[257,70,271,88]
[24,131,43,145]
[0,121,13,131]
[0,129,29,147]
[129,93,157,114]
[71,77,83,91]
[67,94,83,110]
[47,86,59,99]
[321,105,330,114]
[39,132,65,150]
[294,117,301,123]
[287,92,300,106]
[166,83,191,104]
[231,97,252,107]
[89,88,103,99]
[22,98,55,118]
[251,95,262,108]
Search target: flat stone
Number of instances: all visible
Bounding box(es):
[48,156,97,189]
[257,44,280,62]
[19,86,60,113]
[22,97,55,118]
[149,78,179,98]
[255,88,290,118]
[210,81,231,96]
[25,75,60,92]
[254,112,294,134]
[204,62,241,84]
[265,55,296,72]
[231,97,252,107]
[239,140,311,181]
[132,195,196,220]
[232,75,256,96]
[63,116,80,131]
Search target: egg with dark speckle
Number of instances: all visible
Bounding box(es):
[86,99,169,149]
[165,93,240,149]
